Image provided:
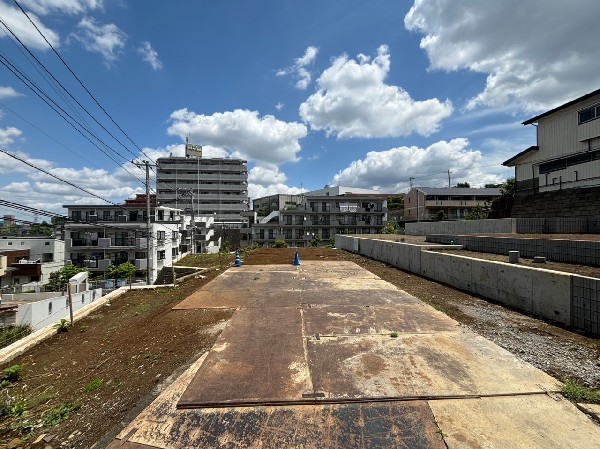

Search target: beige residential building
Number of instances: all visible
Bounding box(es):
[503,88,600,194]
[404,187,501,221]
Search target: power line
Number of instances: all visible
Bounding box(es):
[0,101,100,169]
[0,148,128,207]
[0,20,146,187]
[13,0,156,163]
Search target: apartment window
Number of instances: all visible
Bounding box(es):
[268,229,274,239]
[45,242,50,246]
[285,229,292,239]
[322,229,330,239]
[295,215,304,225]
[259,229,264,239]
[157,250,166,260]
[172,248,178,257]
[135,252,146,259]
[578,104,600,124]
[103,211,111,221]
[157,231,166,241]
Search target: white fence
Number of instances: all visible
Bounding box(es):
[14,288,103,331]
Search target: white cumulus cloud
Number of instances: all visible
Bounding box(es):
[405,0,600,112]
[167,108,308,165]
[299,45,453,138]
[19,0,103,15]
[0,1,59,49]
[333,138,510,192]
[249,165,287,186]
[70,17,126,65]
[0,86,22,99]
[138,41,162,70]
[0,126,22,146]
[277,46,319,90]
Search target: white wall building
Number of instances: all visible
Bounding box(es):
[63,195,190,284]
[0,237,65,288]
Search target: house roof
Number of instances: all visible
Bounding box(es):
[502,145,539,166]
[413,187,502,196]
[522,87,600,125]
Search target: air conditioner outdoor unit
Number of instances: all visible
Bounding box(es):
[89,215,98,222]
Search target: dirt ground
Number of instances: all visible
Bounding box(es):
[1,247,599,449]
[0,269,233,449]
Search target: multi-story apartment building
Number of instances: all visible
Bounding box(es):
[404,187,501,221]
[252,194,304,217]
[0,237,65,288]
[63,195,189,284]
[252,187,388,247]
[503,88,600,194]
[156,143,250,228]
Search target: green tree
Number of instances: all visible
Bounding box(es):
[106,262,136,280]
[28,221,53,236]
[484,183,502,188]
[465,203,490,220]
[381,221,398,234]
[500,177,516,198]
[47,265,88,291]
[455,182,471,188]
[386,196,404,210]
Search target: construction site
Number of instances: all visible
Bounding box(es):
[1,241,599,448]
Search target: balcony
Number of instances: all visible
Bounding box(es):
[135,258,147,270]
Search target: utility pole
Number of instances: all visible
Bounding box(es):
[133,160,153,285]
[145,160,151,284]
[448,170,452,188]
[409,177,414,189]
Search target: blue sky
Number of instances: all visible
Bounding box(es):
[1,0,599,220]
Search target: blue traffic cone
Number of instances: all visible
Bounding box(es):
[234,254,241,267]
[293,250,301,266]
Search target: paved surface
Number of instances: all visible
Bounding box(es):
[108,261,600,448]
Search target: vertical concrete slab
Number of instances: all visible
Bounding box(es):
[470,260,499,299]
[530,269,571,325]
[496,263,534,312]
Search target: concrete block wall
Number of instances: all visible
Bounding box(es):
[405,218,515,236]
[512,186,600,218]
[571,276,600,335]
[426,234,600,267]
[405,216,600,235]
[336,235,597,334]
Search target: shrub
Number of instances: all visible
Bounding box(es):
[43,402,80,427]
[2,364,23,383]
[0,325,32,350]
[273,239,289,248]
[53,319,70,333]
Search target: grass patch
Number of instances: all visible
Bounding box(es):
[561,379,600,404]
[390,332,398,338]
[0,325,32,349]
[2,364,23,383]
[43,402,80,427]
[432,304,447,314]
[85,378,104,392]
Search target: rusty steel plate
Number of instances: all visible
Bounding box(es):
[302,304,458,336]
[307,330,557,399]
[112,401,445,449]
[178,306,311,407]
[300,288,422,306]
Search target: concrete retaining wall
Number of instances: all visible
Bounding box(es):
[336,235,597,334]
[426,234,600,267]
